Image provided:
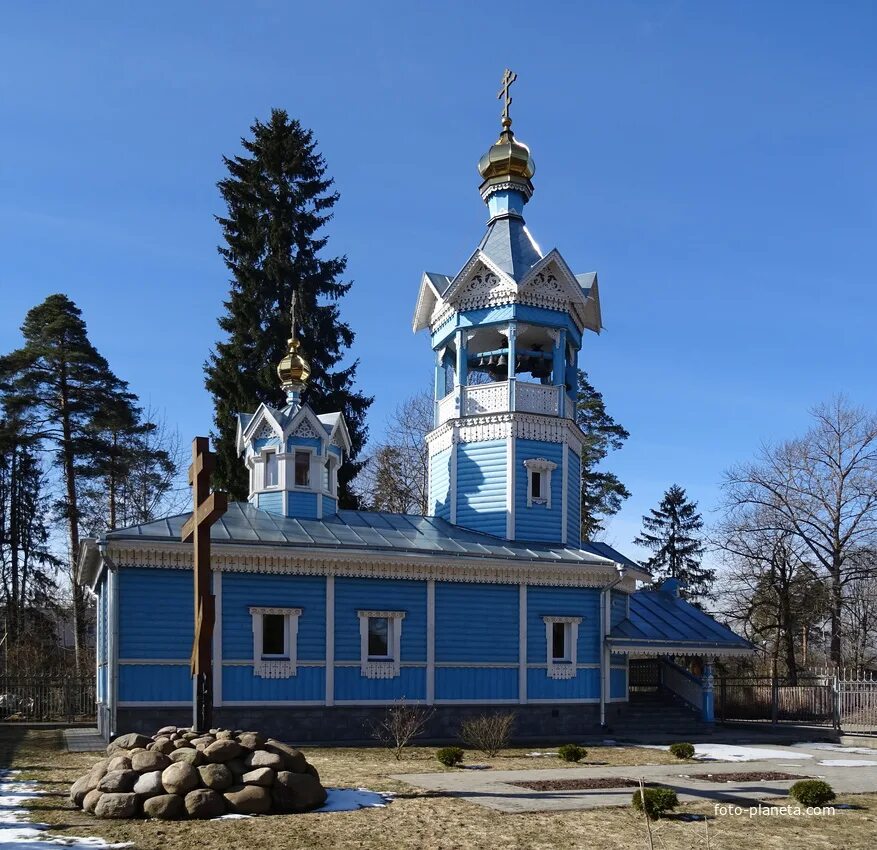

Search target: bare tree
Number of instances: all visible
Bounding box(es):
[841,552,877,669]
[723,397,877,665]
[367,698,434,759]
[354,391,432,515]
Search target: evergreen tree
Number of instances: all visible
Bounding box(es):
[205,109,372,503]
[575,370,630,539]
[634,484,713,602]
[0,294,141,667]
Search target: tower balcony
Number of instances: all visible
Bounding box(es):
[436,379,573,427]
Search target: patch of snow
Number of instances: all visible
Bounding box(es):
[214,813,254,820]
[316,788,393,813]
[817,759,877,767]
[0,770,130,849]
[799,743,877,756]
[526,752,559,757]
[643,744,814,763]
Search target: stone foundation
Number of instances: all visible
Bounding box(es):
[113,702,628,745]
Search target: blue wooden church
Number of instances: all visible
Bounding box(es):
[79,82,751,741]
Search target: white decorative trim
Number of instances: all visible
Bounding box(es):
[291,420,321,440]
[427,412,589,452]
[518,585,527,703]
[249,607,302,678]
[358,610,406,679]
[524,458,557,508]
[426,580,435,704]
[543,615,581,679]
[609,643,755,658]
[325,575,334,705]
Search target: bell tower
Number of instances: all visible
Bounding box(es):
[412,71,602,546]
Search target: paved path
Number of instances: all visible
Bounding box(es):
[63,727,104,752]
[393,742,877,813]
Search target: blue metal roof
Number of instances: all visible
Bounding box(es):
[105,501,640,569]
[609,588,753,653]
[478,215,542,281]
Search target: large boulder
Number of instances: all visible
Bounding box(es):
[147,738,176,756]
[184,788,226,819]
[106,755,132,773]
[242,767,275,787]
[133,770,164,798]
[82,789,103,814]
[173,739,195,751]
[107,733,151,754]
[204,739,246,763]
[244,749,283,771]
[225,757,247,781]
[132,751,171,773]
[98,770,138,793]
[223,784,271,815]
[272,772,327,813]
[69,775,91,807]
[143,794,184,820]
[157,725,178,736]
[169,747,203,767]
[236,732,265,750]
[161,762,199,796]
[94,792,139,819]
[198,763,233,791]
[264,740,308,773]
[191,735,215,750]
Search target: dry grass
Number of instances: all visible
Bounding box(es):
[4,728,877,850]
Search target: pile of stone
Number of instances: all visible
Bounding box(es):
[69,726,327,820]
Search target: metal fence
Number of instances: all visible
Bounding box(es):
[837,669,877,734]
[0,676,95,722]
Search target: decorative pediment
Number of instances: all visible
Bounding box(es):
[240,404,285,452]
[290,419,321,440]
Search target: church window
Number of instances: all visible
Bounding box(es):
[264,451,279,488]
[323,455,338,496]
[543,615,581,679]
[294,451,311,487]
[249,607,302,679]
[358,610,406,678]
[523,458,557,508]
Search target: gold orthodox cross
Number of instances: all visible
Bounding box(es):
[498,68,518,124]
[181,436,228,731]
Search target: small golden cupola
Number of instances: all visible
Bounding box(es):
[477,68,536,205]
[277,291,311,407]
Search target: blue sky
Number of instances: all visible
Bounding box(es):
[1,1,875,556]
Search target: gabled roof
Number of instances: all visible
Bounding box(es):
[608,588,755,657]
[236,400,350,455]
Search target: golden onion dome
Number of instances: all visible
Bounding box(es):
[277,336,311,392]
[477,118,536,183]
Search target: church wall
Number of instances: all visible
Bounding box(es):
[566,449,582,547]
[119,568,193,659]
[431,304,583,350]
[526,667,600,700]
[321,495,337,516]
[287,491,319,518]
[610,666,628,700]
[286,436,321,452]
[455,440,507,537]
[256,491,283,514]
[119,664,191,702]
[514,439,563,542]
[334,666,426,702]
[222,666,326,702]
[429,447,451,520]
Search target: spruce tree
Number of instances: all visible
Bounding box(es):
[634,484,713,602]
[0,294,140,667]
[575,370,630,539]
[205,109,372,504]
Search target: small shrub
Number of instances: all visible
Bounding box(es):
[632,786,679,820]
[790,779,836,807]
[367,698,435,760]
[436,746,464,767]
[459,711,516,757]
[669,742,695,760]
[557,744,586,763]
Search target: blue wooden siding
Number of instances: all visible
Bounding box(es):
[527,667,600,700]
[322,495,338,516]
[566,450,581,547]
[515,440,563,542]
[257,491,283,514]
[286,437,322,452]
[610,666,628,699]
[611,591,627,628]
[455,440,507,536]
[223,665,325,702]
[526,586,601,665]
[119,664,190,702]
[435,582,518,662]
[334,666,426,701]
[429,448,451,520]
[97,577,108,702]
[119,568,192,659]
[287,491,318,518]
[222,574,326,661]
[436,667,517,700]
[334,578,427,662]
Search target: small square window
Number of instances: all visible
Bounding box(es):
[261,613,286,657]
[294,451,310,487]
[264,452,279,487]
[368,617,390,658]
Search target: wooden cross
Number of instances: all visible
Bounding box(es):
[181,436,228,732]
[497,68,517,123]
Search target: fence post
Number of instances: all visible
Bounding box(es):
[832,672,841,732]
[771,668,779,726]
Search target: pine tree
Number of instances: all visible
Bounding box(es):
[0,294,140,667]
[205,109,372,504]
[575,370,630,540]
[634,484,713,602]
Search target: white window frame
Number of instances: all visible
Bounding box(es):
[263,449,281,489]
[357,610,405,679]
[292,448,314,489]
[250,606,302,679]
[323,453,338,496]
[523,458,557,508]
[542,615,581,679]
